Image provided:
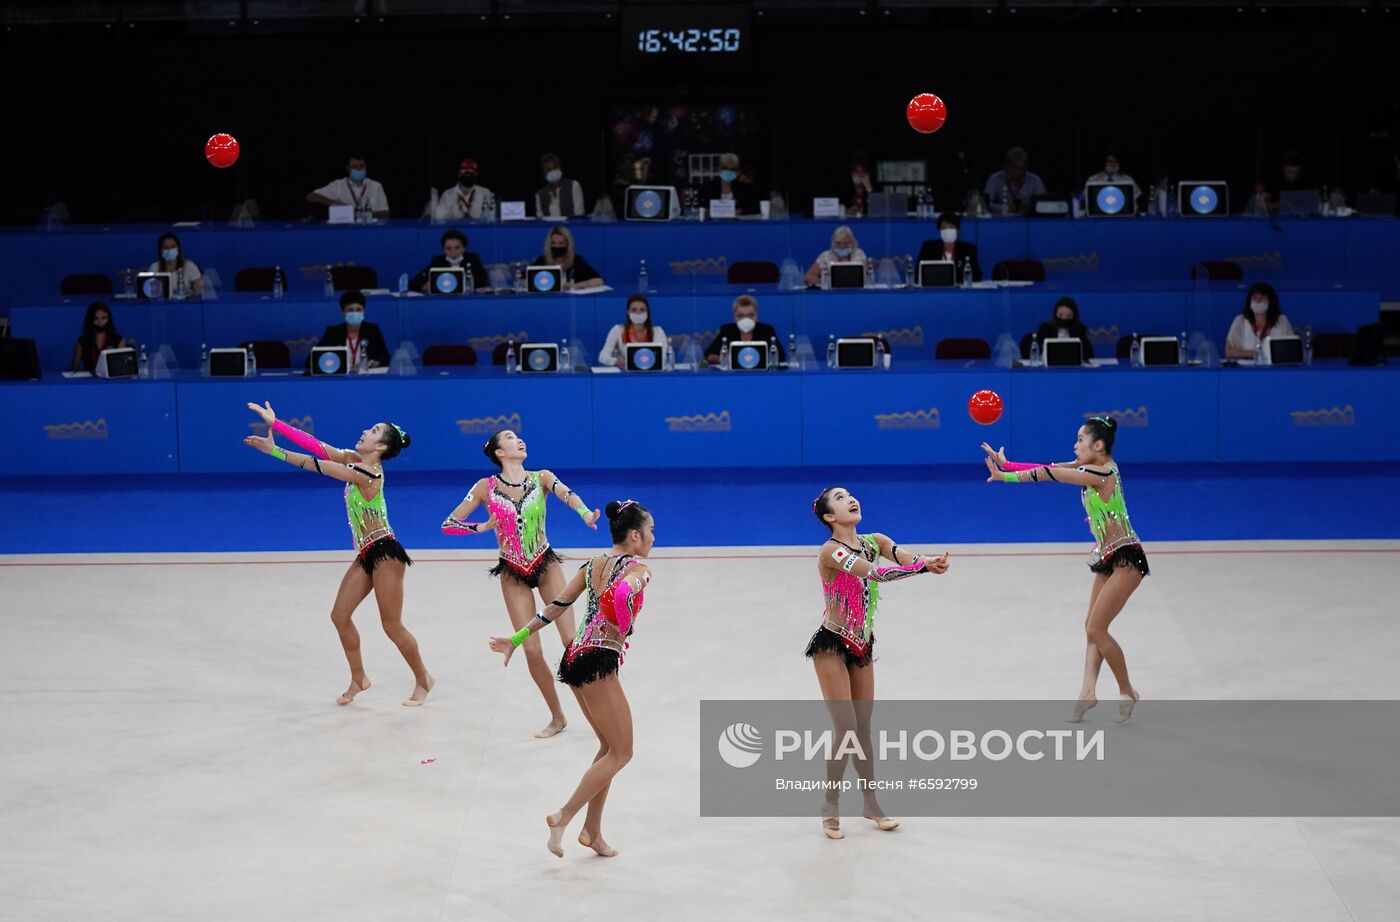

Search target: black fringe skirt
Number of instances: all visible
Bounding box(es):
[1089,544,1151,577]
[556,646,620,688]
[358,537,413,575]
[489,547,562,589]
[804,626,875,669]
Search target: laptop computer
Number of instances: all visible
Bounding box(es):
[829,262,865,289]
[1043,338,1085,367]
[835,338,878,368]
[519,343,559,373]
[727,340,770,371]
[1086,181,1135,217]
[865,192,906,218]
[0,337,41,379]
[1179,181,1229,217]
[625,342,664,371]
[917,260,955,288]
[1278,190,1321,217]
[1140,336,1180,366]
[429,267,467,295]
[1266,336,1304,365]
[136,272,172,300]
[95,347,138,378]
[1356,192,1397,216]
[210,348,250,377]
[310,345,350,375]
[625,185,679,222]
[526,265,563,293]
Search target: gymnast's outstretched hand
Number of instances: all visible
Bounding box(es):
[247,400,276,425]
[487,635,518,667]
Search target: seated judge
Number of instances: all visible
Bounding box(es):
[699,153,760,216]
[705,294,786,365]
[306,155,390,220]
[410,229,491,294]
[598,294,669,368]
[536,226,604,291]
[1033,296,1095,359]
[916,212,982,284]
[315,290,390,369]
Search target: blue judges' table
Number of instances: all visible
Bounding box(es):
[10,285,1379,375]
[9,361,1396,475]
[3,215,1400,304]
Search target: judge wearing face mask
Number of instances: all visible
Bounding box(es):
[1033,296,1095,358]
[433,157,496,222]
[1085,152,1142,204]
[410,229,492,294]
[699,153,759,216]
[804,225,868,288]
[599,295,669,368]
[705,294,786,365]
[843,154,873,216]
[306,155,391,219]
[148,231,203,299]
[1225,282,1294,359]
[916,213,982,284]
[314,290,391,369]
[537,226,603,291]
[534,153,586,219]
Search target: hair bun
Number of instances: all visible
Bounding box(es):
[1103,417,1118,431]
[399,431,411,449]
[604,501,623,520]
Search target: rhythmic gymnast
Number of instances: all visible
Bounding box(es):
[244,401,433,707]
[982,415,1146,723]
[808,487,950,840]
[488,500,654,859]
[443,429,600,738]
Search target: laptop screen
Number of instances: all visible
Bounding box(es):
[1141,338,1179,366]
[830,263,865,289]
[1044,338,1083,367]
[1269,337,1304,365]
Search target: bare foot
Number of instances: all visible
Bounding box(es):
[577,829,619,857]
[864,814,901,831]
[337,676,371,706]
[1115,688,1141,724]
[403,674,435,708]
[1068,695,1098,723]
[535,718,567,739]
[546,811,567,858]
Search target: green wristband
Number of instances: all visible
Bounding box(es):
[575,505,590,521]
[509,626,531,648]
[270,446,288,462]
[1002,471,1018,483]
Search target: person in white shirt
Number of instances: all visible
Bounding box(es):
[433,157,495,222]
[147,231,203,299]
[803,225,869,287]
[534,153,586,218]
[1085,152,1142,205]
[598,294,667,368]
[307,155,390,219]
[1226,282,1295,359]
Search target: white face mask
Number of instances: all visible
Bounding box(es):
[1250,300,1269,315]
[736,317,757,334]
[940,228,958,245]
[851,173,867,187]
[446,255,463,266]
[629,311,648,325]
[545,169,563,183]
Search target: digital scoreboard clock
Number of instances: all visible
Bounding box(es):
[620,4,752,77]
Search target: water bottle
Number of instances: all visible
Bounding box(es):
[1129,333,1141,368]
[904,254,915,287]
[820,262,831,291]
[397,272,408,294]
[875,337,887,370]
[826,334,837,369]
[1253,335,1264,365]
[787,332,797,367]
[124,268,134,297]
[720,337,730,370]
[138,344,149,379]
[505,341,517,374]
[323,267,334,297]
[199,342,209,378]
[638,259,649,293]
[1178,331,1188,365]
[864,258,874,287]
[1029,333,1041,367]
[1303,329,1313,366]
[962,257,973,289]
[663,342,675,372]
[357,347,368,375]
[175,269,186,299]
[464,266,474,295]
[247,345,257,377]
[272,266,284,300]
[514,263,526,293]
[767,338,778,371]
[559,342,572,374]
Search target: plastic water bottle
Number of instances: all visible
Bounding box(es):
[323,267,334,297]
[1130,333,1141,368]
[767,338,778,370]
[1178,331,1188,365]
[875,337,887,370]
[638,259,649,293]
[720,337,730,370]
[1029,333,1041,367]
[962,257,973,288]
[397,272,408,294]
[1303,329,1313,366]
[505,341,517,374]
[199,342,209,377]
[1253,335,1264,365]
[826,334,837,368]
[787,332,797,366]
[138,344,149,379]
[663,342,675,372]
[357,348,368,375]
[124,268,134,297]
[247,345,257,377]
[464,266,474,295]
[904,254,915,287]
[514,264,526,293]
[272,266,284,300]
[865,258,875,287]
[820,262,831,291]
[559,342,572,374]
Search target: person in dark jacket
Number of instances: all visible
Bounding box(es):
[315,290,391,369]
[1034,296,1095,359]
[705,294,786,365]
[410,229,491,294]
[916,212,982,284]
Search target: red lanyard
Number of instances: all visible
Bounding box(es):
[347,331,361,363]
[457,187,476,213]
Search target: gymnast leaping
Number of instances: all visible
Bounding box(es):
[488,500,654,859]
[982,415,1146,723]
[808,487,950,840]
[244,401,434,707]
[442,428,600,738]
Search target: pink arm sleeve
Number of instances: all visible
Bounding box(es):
[870,561,925,582]
[271,419,329,460]
[1002,461,1050,471]
[440,517,481,535]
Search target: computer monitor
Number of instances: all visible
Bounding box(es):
[1140,337,1180,366]
[1278,190,1321,217]
[727,340,769,371]
[1043,338,1084,367]
[835,338,877,369]
[0,337,41,380]
[1267,335,1304,366]
[1179,181,1229,217]
[310,346,350,375]
[526,265,563,294]
[209,348,250,377]
[625,185,679,222]
[917,260,955,288]
[429,267,467,295]
[625,342,665,372]
[519,343,559,373]
[829,262,865,289]
[136,272,171,300]
[1085,182,1135,217]
[1356,192,1397,217]
[95,347,137,378]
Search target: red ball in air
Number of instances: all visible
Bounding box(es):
[906,93,947,135]
[205,133,240,169]
[968,389,1004,425]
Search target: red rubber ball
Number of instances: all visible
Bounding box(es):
[968,390,1004,425]
[205,133,240,169]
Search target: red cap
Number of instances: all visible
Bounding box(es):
[458,158,479,174]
